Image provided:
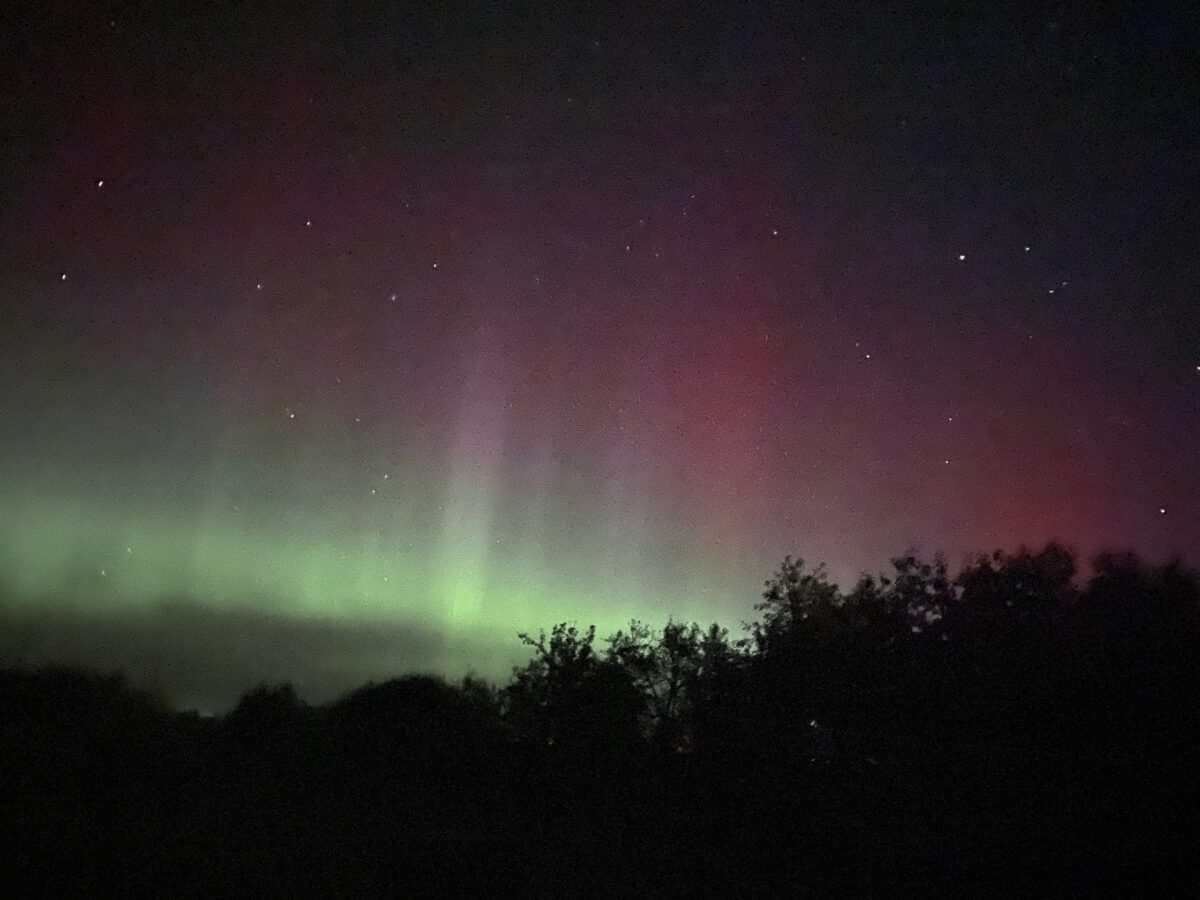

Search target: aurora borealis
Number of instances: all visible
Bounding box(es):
[1,3,1197,708]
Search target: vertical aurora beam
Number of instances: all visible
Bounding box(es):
[596,428,657,607]
[437,328,513,630]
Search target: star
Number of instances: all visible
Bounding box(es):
[1159,507,1167,515]
[96,179,104,187]
[60,273,67,281]
[957,254,966,261]
[1024,246,1031,252]
[256,283,263,290]
[305,219,312,227]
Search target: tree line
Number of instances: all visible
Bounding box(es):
[3,543,1199,895]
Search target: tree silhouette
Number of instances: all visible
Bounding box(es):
[505,623,643,752]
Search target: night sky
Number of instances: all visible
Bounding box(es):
[1,2,1197,709]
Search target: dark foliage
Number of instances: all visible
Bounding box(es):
[3,545,1200,896]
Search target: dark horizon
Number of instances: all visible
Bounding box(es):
[1,537,1194,713]
[4,544,1199,893]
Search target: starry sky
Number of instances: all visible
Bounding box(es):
[1,2,1197,708]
